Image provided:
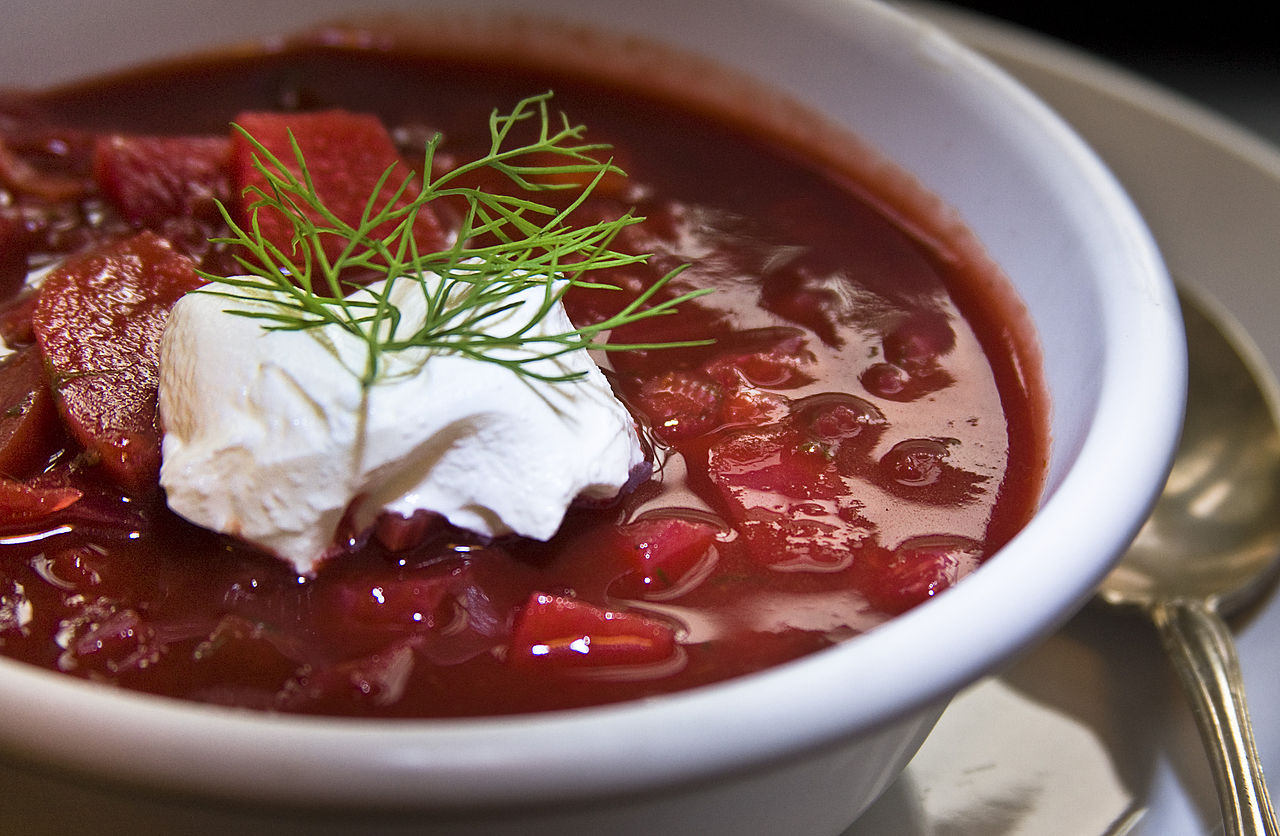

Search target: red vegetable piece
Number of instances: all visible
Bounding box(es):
[634,370,724,441]
[230,110,447,269]
[706,424,844,504]
[705,423,866,568]
[0,346,61,477]
[335,574,453,634]
[93,134,232,227]
[508,593,676,669]
[616,515,719,596]
[854,536,980,615]
[0,213,30,298]
[32,231,205,493]
[0,476,81,526]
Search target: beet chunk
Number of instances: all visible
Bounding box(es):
[0,345,61,477]
[230,110,447,271]
[93,134,231,228]
[32,231,204,493]
[508,593,678,671]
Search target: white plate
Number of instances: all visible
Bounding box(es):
[850,5,1280,834]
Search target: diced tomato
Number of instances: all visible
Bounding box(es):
[230,110,447,270]
[0,476,81,525]
[508,593,676,670]
[614,515,719,597]
[93,134,231,227]
[0,346,61,477]
[32,231,205,493]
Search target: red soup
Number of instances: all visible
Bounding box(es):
[0,27,1047,717]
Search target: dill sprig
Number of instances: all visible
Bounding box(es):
[201,91,712,388]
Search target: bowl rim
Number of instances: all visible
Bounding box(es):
[0,0,1185,811]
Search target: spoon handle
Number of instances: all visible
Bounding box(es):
[1151,598,1279,836]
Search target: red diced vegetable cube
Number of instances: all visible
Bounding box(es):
[336,575,453,634]
[32,231,205,493]
[634,370,724,441]
[706,424,844,504]
[508,593,676,670]
[0,346,61,477]
[853,537,980,615]
[230,110,447,268]
[705,422,867,569]
[93,134,231,226]
[616,516,719,596]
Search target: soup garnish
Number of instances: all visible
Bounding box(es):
[158,93,707,574]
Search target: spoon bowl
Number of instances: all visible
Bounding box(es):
[1099,282,1280,835]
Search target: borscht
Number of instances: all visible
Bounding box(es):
[0,25,1047,717]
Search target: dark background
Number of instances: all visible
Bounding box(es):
[938,2,1280,144]
[942,2,1278,64]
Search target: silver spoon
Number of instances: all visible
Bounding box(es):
[1099,282,1280,836]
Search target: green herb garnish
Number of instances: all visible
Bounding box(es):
[202,91,712,388]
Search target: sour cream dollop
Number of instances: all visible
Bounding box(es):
[157,274,647,576]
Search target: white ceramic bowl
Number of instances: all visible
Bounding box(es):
[0,1,1184,833]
